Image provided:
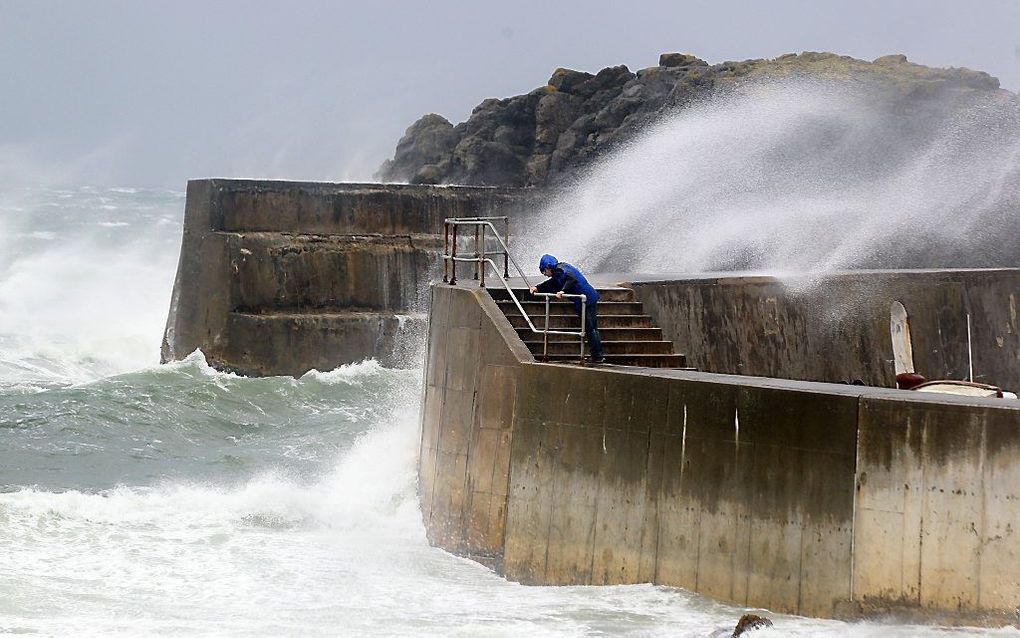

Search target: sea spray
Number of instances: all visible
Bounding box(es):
[522,77,1020,276]
[0,186,184,388]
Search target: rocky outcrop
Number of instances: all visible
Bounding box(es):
[377,51,1006,187]
[376,114,457,186]
[732,614,773,636]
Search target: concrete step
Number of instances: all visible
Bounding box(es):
[223,310,426,376]
[488,287,636,303]
[503,313,654,329]
[233,233,436,311]
[538,353,690,368]
[496,300,646,316]
[525,340,675,356]
[515,327,664,341]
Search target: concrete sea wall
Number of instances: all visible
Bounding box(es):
[630,269,1020,390]
[850,395,1020,620]
[418,284,533,563]
[420,282,1020,623]
[161,179,1020,621]
[161,179,540,375]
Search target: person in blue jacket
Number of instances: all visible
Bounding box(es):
[529,254,604,364]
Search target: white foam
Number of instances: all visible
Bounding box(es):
[0,186,182,386]
[22,230,56,239]
[301,358,385,385]
[1,383,422,526]
[3,367,1017,635]
[154,348,231,377]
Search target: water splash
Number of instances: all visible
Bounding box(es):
[524,78,1020,275]
[301,358,386,385]
[0,186,184,388]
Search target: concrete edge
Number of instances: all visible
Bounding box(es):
[468,285,536,364]
[536,361,1020,411]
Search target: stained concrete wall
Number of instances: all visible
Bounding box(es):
[418,284,532,564]
[162,179,541,376]
[630,269,1020,391]
[851,393,1020,622]
[421,282,1020,623]
[501,362,861,617]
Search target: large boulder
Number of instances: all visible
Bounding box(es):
[376,52,1009,187]
[375,113,456,184]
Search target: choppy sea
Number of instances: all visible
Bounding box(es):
[1,186,1016,636]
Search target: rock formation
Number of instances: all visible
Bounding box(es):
[732,614,774,636]
[377,51,1007,187]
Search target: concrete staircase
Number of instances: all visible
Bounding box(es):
[488,287,690,368]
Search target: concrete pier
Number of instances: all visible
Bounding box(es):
[420,277,1020,624]
[159,178,1020,624]
[161,179,540,375]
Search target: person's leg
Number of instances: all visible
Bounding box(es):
[584,303,603,361]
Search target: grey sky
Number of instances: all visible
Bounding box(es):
[2,0,1018,187]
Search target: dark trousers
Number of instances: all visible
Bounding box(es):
[582,303,603,360]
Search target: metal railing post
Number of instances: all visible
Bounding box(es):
[443,221,449,283]
[479,224,486,288]
[543,296,550,362]
[473,225,480,280]
[503,217,510,279]
[450,224,458,285]
[579,295,586,363]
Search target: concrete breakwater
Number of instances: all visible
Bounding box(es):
[160,179,540,375]
[420,278,1020,624]
[160,179,1020,623]
[632,269,1020,389]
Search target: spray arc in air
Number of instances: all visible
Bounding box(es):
[525,78,1020,275]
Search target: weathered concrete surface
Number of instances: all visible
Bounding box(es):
[418,284,532,565]
[851,393,1020,623]
[216,180,537,235]
[232,233,439,312]
[222,311,421,378]
[421,281,1020,624]
[502,366,859,616]
[162,179,540,375]
[162,181,233,372]
[630,269,1020,391]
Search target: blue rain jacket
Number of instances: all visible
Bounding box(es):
[535,254,600,311]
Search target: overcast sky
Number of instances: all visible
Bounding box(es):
[2,0,1018,188]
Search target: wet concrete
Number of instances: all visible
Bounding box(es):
[161,179,542,375]
[420,282,1020,625]
[626,269,1020,392]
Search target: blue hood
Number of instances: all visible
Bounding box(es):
[539,254,558,272]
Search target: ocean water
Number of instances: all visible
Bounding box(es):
[2,186,1018,637]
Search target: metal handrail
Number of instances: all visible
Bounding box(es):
[535,291,587,362]
[446,253,587,359]
[443,217,519,287]
[442,218,588,362]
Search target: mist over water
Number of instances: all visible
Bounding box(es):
[0,186,183,390]
[524,78,1020,276]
